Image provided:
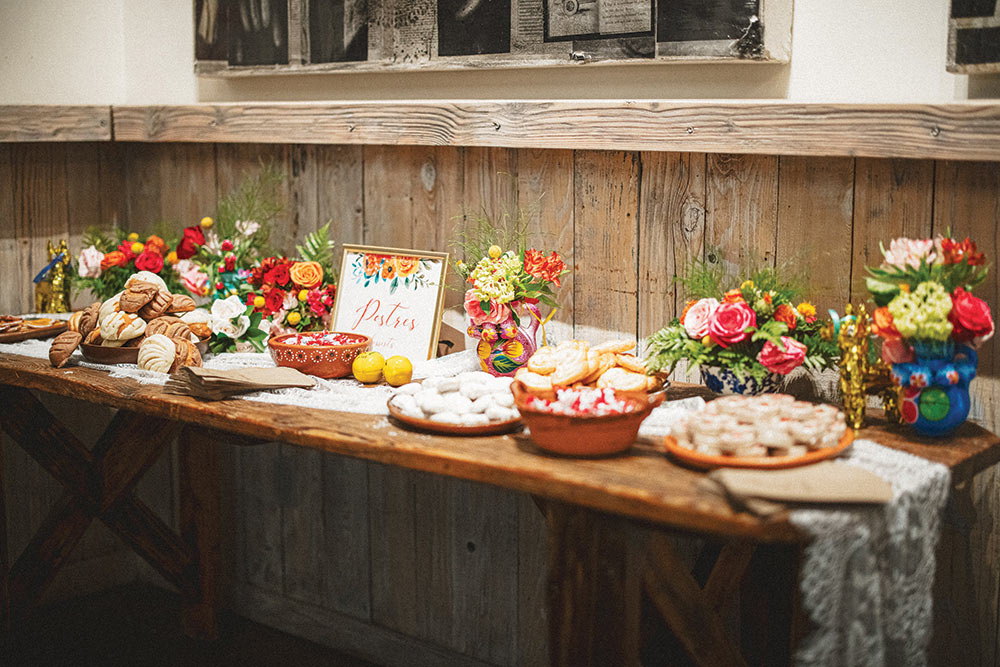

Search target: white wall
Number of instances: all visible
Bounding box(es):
[1,0,996,104]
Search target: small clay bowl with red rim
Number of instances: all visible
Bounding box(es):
[511,381,664,457]
[268,331,372,379]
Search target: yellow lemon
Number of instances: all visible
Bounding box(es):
[127,232,139,242]
[383,355,413,387]
[488,245,502,259]
[286,311,301,326]
[131,241,144,254]
[352,351,385,384]
[253,295,265,308]
[200,216,214,229]
[298,289,309,301]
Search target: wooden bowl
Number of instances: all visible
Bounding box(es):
[511,381,665,457]
[267,332,371,379]
[80,342,139,365]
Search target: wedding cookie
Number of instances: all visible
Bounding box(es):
[137,334,176,373]
[48,331,82,368]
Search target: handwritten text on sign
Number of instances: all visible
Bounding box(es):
[331,247,448,360]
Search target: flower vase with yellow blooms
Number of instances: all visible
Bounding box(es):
[866,234,992,436]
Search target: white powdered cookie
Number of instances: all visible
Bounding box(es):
[440,393,473,414]
[137,334,176,373]
[458,371,494,385]
[396,382,422,395]
[420,376,446,392]
[469,395,493,413]
[459,382,492,400]
[459,413,490,427]
[430,412,463,424]
[491,391,514,408]
[436,376,461,393]
[485,404,518,421]
[391,394,421,417]
[416,389,451,415]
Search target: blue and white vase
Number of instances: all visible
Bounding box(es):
[891,342,976,437]
[701,366,781,396]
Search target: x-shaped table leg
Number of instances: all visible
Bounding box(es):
[0,385,218,637]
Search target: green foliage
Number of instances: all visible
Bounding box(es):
[674,255,727,300]
[213,160,284,255]
[450,206,531,278]
[866,256,989,305]
[296,222,338,283]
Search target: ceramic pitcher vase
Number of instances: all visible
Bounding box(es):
[467,302,541,377]
[700,366,781,396]
[891,342,976,437]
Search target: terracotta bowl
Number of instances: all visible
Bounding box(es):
[511,381,664,457]
[267,332,371,379]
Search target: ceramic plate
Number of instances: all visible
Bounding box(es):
[387,395,523,437]
[0,322,67,344]
[664,428,854,470]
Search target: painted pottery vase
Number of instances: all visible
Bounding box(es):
[468,302,541,377]
[891,342,976,437]
[701,366,781,396]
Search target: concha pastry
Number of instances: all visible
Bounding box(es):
[100,310,147,342]
[138,334,176,373]
[119,280,160,313]
[78,302,101,337]
[126,271,167,292]
[48,331,82,368]
[145,316,184,338]
[139,290,173,320]
[168,294,197,313]
[171,337,203,371]
[98,292,124,322]
[67,311,84,332]
[179,309,211,339]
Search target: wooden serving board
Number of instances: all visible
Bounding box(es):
[0,322,66,344]
[664,429,855,470]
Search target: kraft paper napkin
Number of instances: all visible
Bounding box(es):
[165,366,316,400]
[699,462,894,517]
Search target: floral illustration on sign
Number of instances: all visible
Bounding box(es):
[351,254,433,294]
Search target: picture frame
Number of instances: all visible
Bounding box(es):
[330,245,449,361]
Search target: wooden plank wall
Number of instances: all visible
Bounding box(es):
[0,142,998,665]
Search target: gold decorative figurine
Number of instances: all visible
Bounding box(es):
[34,240,72,313]
[835,303,901,430]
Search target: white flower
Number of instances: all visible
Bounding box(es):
[210,317,238,338]
[282,291,299,310]
[211,295,245,321]
[77,245,103,278]
[236,220,260,237]
[173,259,196,275]
[203,230,222,254]
[258,318,272,335]
[234,315,250,339]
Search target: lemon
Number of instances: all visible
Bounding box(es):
[383,355,413,387]
[200,216,214,229]
[353,351,385,384]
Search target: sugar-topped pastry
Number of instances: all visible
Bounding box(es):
[670,394,847,459]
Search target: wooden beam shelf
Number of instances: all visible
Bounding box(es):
[112,101,1000,161]
[0,106,112,142]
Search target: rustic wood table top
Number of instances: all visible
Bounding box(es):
[2,352,998,545]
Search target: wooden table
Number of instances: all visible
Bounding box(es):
[0,352,998,666]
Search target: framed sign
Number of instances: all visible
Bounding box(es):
[330,245,449,360]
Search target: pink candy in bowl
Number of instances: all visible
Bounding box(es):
[267,331,372,379]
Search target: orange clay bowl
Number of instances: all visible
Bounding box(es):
[511,380,665,457]
[267,332,371,379]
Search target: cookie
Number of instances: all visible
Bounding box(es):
[144,316,183,338]
[67,311,84,332]
[187,322,211,340]
[119,280,160,313]
[48,330,82,368]
[527,345,559,375]
[171,337,203,371]
[168,294,197,313]
[514,367,553,392]
[137,334,176,373]
[139,290,173,320]
[0,316,22,333]
[614,353,647,374]
[100,310,147,342]
[84,329,103,345]
[549,342,590,386]
[591,340,636,355]
[78,302,101,338]
[596,367,648,392]
[98,292,124,323]
[163,321,194,342]
[582,351,617,385]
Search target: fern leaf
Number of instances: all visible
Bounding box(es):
[296,222,338,281]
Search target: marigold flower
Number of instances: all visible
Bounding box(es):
[723,288,744,304]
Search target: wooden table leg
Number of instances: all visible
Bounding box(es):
[0,437,9,636]
[178,426,221,640]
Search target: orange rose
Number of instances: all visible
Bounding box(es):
[100,250,127,270]
[394,255,420,277]
[363,254,382,277]
[871,306,899,338]
[289,261,323,288]
[144,235,168,257]
[773,303,798,330]
[724,288,744,304]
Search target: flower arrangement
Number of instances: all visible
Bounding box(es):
[867,234,993,363]
[74,227,186,301]
[645,258,838,383]
[206,294,270,353]
[244,223,339,333]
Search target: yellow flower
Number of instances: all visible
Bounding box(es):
[488,245,502,259]
[298,289,309,301]
[165,251,178,265]
[286,311,301,326]
[200,216,213,229]
[701,335,713,347]
[127,232,139,242]
[131,242,144,254]
[796,302,816,318]
[740,279,754,291]
[253,295,265,308]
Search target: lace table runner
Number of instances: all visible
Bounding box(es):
[0,335,949,666]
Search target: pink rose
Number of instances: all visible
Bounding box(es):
[882,237,936,270]
[949,287,994,346]
[464,290,511,326]
[77,245,104,278]
[708,301,756,348]
[179,266,210,297]
[683,298,719,339]
[881,337,915,365]
[757,336,807,375]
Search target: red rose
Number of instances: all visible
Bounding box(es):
[221,239,234,252]
[176,226,204,260]
[708,301,756,348]
[757,337,807,375]
[134,250,164,273]
[773,303,797,330]
[272,263,291,286]
[265,288,285,313]
[949,287,994,346]
[117,241,136,262]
